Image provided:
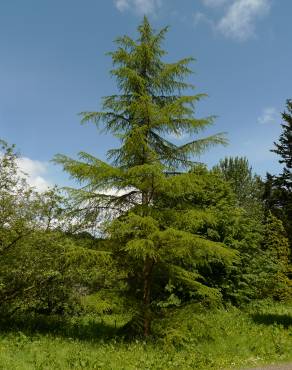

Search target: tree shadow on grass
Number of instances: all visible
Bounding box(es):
[0,314,127,342]
[251,313,292,329]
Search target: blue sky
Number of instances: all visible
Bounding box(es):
[1,0,291,190]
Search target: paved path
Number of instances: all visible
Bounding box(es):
[243,364,292,370]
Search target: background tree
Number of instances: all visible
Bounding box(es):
[261,212,291,300]
[0,140,113,317]
[211,157,290,304]
[213,156,264,219]
[271,100,292,189]
[0,140,35,257]
[55,17,237,337]
[264,100,292,253]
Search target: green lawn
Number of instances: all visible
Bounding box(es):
[0,301,291,370]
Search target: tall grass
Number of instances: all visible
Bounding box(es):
[0,300,291,370]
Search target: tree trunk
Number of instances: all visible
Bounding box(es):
[143,257,153,337]
[141,187,153,337]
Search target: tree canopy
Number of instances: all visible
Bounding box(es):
[55,17,235,336]
[265,100,292,252]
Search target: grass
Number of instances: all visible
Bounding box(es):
[0,301,291,370]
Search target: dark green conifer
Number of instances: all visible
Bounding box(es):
[266,100,292,251]
[271,100,292,189]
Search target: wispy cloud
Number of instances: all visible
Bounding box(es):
[193,11,214,27]
[198,0,271,41]
[201,0,230,7]
[257,107,278,125]
[217,0,271,41]
[114,0,270,40]
[17,157,52,192]
[114,0,161,15]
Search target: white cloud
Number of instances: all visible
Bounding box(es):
[257,107,278,125]
[17,157,52,192]
[114,0,161,15]
[217,0,271,41]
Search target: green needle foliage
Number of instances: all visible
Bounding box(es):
[214,156,264,218]
[55,17,235,337]
[262,212,291,300]
[266,100,292,250]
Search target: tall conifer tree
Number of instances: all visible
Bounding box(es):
[55,18,235,336]
[265,100,292,250]
[271,100,292,189]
